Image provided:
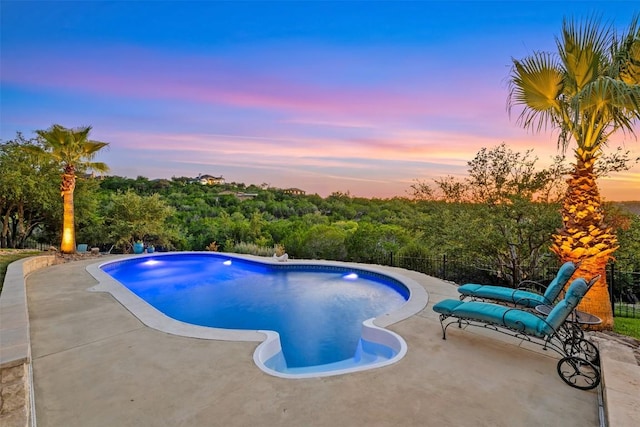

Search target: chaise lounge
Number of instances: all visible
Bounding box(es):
[433,276,601,390]
[457,261,577,308]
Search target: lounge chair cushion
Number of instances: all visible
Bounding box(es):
[457,284,548,308]
[544,261,577,303]
[457,261,577,307]
[545,278,588,331]
[432,299,465,314]
[433,299,553,337]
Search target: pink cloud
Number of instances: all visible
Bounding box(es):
[5,43,637,200]
[2,44,506,125]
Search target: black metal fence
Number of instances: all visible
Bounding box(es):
[10,239,53,251]
[607,262,640,319]
[368,252,639,319]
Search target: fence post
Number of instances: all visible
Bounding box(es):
[442,254,447,281]
[390,252,394,267]
[608,261,615,315]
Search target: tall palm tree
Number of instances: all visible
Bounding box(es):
[508,16,640,329]
[32,125,109,254]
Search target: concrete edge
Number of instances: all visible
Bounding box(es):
[1,256,55,368]
[591,335,640,427]
[1,255,56,427]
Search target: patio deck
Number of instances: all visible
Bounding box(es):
[25,257,600,426]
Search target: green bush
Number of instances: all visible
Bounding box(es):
[229,242,276,257]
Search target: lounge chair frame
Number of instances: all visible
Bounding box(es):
[436,277,601,390]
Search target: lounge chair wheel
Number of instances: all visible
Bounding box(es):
[562,337,600,365]
[556,356,600,390]
[557,322,584,341]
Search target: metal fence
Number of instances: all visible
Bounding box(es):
[608,262,640,319]
[8,238,53,251]
[368,252,639,319]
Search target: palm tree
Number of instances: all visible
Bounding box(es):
[32,125,109,254]
[507,16,640,329]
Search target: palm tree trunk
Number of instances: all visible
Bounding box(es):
[60,166,76,254]
[574,256,612,329]
[550,158,617,330]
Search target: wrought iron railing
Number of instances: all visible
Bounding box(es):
[607,262,639,319]
[6,238,53,251]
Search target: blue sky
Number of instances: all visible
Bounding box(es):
[1,1,639,199]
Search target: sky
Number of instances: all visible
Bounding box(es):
[1,1,639,200]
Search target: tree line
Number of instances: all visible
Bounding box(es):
[2,134,638,286]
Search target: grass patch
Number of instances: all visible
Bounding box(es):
[613,317,640,340]
[0,250,42,294]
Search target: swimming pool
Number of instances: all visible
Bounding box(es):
[87,252,429,378]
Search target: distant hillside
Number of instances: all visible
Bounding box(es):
[614,201,640,215]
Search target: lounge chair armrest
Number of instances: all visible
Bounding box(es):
[508,289,547,306]
[501,308,527,333]
[535,314,559,336]
[503,307,559,337]
[514,296,540,307]
[516,280,546,292]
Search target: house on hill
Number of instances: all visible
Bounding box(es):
[283,188,306,196]
[236,192,258,201]
[196,174,225,185]
[217,190,258,201]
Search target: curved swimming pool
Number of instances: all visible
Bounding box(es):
[87,252,429,378]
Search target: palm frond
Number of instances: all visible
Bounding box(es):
[557,15,612,92]
[82,141,110,157]
[612,14,640,84]
[508,52,564,133]
[579,76,640,121]
[567,77,639,155]
[85,161,110,173]
[35,124,110,169]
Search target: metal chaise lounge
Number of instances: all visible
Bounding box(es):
[432,276,601,390]
[457,261,578,308]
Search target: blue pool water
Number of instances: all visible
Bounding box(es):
[101,253,409,371]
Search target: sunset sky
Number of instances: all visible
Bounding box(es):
[2,1,639,200]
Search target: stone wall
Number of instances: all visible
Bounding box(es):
[0,364,29,427]
[0,255,56,427]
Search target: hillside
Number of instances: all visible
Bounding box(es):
[615,201,640,216]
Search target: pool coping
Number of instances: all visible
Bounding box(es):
[85,252,429,378]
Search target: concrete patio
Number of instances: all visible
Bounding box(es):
[18,256,608,426]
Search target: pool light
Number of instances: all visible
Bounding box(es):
[223,260,232,266]
[343,273,358,280]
